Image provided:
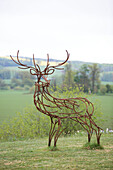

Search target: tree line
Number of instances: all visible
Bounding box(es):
[0,70,35,90]
[0,63,113,94]
[51,63,113,94]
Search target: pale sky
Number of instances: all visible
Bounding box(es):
[0,0,113,63]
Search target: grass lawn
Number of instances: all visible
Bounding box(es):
[0,134,113,169]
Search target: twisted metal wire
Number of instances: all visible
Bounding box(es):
[10,50,103,147]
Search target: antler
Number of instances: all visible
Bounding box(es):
[51,50,70,69]
[10,50,70,77]
[10,51,41,76]
[43,50,70,75]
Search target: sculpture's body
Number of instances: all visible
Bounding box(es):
[10,51,102,147]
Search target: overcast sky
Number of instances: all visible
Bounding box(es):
[0,0,113,63]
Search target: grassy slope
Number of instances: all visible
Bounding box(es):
[0,134,113,169]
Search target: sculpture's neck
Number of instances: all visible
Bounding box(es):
[34,81,51,116]
[34,81,49,95]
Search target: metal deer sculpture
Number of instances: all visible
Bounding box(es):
[10,50,102,147]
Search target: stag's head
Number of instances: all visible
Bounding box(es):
[10,50,70,86]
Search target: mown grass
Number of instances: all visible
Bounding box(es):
[0,134,113,169]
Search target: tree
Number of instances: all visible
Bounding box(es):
[100,85,107,95]
[22,78,34,87]
[101,73,113,82]
[0,70,11,79]
[62,62,76,90]
[74,64,90,92]
[0,79,7,89]
[106,84,112,93]
[11,78,22,88]
[89,64,100,93]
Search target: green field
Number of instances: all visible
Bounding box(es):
[0,90,35,123]
[0,134,113,169]
[0,90,113,129]
[89,94,113,129]
[101,81,113,85]
[94,95,113,129]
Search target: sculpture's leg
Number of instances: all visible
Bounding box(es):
[96,128,102,145]
[54,121,61,147]
[71,117,92,144]
[87,128,93,143]
[97,135,100,145]
[48,136,52,147]
[89,117,102,145]
[48,117,57,147]
[48,117,53,147]
[88,133,91,143]
[54,118,65,147]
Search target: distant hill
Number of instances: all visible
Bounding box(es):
[0,55,113,72]
[0,56,67,67]
[0,56,113,83]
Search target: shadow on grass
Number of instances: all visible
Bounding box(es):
[83,143,104,150]
[48,146,59,151]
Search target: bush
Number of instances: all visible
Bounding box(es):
[0,79,8,90]
[14,86,24,91]
[100,85,107,95]
[29,86,34,93]
[0,106,50,141]
[24,85,30,91]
